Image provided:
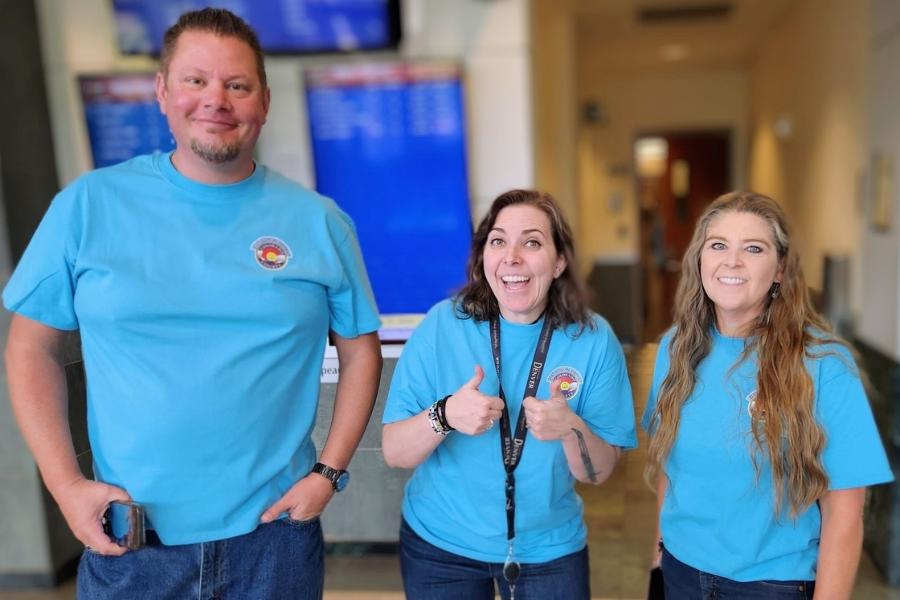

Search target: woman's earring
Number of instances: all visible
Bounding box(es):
[770,282,781,299]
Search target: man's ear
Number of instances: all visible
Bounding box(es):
[155,71,168,115]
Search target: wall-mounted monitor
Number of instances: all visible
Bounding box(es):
[79,74,174,169]
[112,0,401,55]
[304,61,472,335]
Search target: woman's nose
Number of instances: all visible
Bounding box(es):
[503,247,521,264]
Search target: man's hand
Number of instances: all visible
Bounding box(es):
[444,365,504,435]
[259,473,334,524]
[56,477,131,556]
[523,379,578,441]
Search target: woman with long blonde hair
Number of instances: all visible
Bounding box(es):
[643,191,892,598]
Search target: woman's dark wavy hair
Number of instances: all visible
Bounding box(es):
[455,189,593,333]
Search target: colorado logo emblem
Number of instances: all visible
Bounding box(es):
[250,236,293,271]
[746,390,765,421]
[548,366,584,400]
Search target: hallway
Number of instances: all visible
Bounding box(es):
[1,345,897,599]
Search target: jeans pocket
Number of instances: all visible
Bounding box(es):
[284,515,321,530]
[757,580,810,597]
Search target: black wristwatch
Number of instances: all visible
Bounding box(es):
[311,462,350,492]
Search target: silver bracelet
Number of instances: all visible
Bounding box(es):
[428,400,450,436]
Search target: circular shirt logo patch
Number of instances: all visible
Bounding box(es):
[250,236,293,271]
[547,366,584,400]
[746,390,765,421]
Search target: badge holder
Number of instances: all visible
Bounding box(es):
[503,541,521,599]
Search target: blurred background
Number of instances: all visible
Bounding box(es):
[1,0,899,598]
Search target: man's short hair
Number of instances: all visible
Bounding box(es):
[160,8,267,89]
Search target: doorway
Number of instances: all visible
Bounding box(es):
[635,130,731,342]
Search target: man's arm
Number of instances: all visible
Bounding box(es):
[261,331,381,522]
[5,314,129,555]
[814,487,866,599]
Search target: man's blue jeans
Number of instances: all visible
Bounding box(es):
[661,546,815,599]
[399,518,590,600]
[77,517,324,599]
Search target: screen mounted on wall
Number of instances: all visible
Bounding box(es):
[304,61,473,335]
[79,74,174,169]
[112,0,401,55]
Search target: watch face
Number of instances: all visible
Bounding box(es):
[335,471,350,492]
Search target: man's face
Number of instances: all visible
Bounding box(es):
[156,31,269,175]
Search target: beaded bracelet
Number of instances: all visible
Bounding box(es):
[428,395,454,436]
[436,395,454,431]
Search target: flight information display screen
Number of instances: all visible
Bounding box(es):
[79,74,174,168]
[305,62,472,322]
[112,0,400,55]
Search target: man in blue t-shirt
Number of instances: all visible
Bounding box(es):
[3,8,382,598]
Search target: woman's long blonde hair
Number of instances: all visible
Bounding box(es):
[644,191,845,517]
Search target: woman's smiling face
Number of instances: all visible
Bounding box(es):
[482,205,566,324]
[700,210,783,335]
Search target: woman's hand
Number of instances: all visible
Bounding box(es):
[523,379,578,441]
[444,366,505,435]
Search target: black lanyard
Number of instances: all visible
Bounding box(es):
[489,316,553,544]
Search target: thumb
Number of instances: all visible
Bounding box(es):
[550,378,565,402]
[464,365,484,390]
[107,486,132,504]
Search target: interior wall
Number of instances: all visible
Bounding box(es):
[748,0,869,298]
[34,0,534,223]
[574,63,749,264]
[858,0,900,359]
[531,0,578,225]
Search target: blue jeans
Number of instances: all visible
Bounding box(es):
[399,518,590,600]
[661,546,815,599]
[77,517,324,599]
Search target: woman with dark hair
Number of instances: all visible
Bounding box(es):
[382,189,636,599]
[643,191,893,598]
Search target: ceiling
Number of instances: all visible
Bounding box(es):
[573,0,796,71]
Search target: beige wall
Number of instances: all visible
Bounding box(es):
[575,63,748,264]
[531,0,578,224]
[748,0,869,294]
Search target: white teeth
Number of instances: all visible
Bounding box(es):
[718,277,746,284]
[501,275,529,283]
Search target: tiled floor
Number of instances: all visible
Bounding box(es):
[2,345,898,599]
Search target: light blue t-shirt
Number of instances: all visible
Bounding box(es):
[3,152,381,544]
[383,299,637,563]
[642,329,894,581]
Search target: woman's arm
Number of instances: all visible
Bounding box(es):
[814,487,866,600]
[523,379,621,484]
[651,473,666,567]
[382,365,504,469]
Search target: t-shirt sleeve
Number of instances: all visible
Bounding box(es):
[641,333,672,433]
[327,217,382,339]
[578,324,638,449]
[382,309,439,423]
[2,190,80,330]
[817,354,894,490]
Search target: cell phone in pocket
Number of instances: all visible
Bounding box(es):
[102,501,146,550]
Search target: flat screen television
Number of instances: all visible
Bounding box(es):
[304,61,473,338]
[79,74,175,169]
[112,0,401,55]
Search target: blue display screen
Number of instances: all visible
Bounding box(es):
[305,62,473,318]
[112,0,399,54]
[79,75,174,169]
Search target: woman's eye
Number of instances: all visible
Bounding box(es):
[524,239,541,248]
[710,241,726,250]
[488,238,504,247]
[746,245,763,254]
